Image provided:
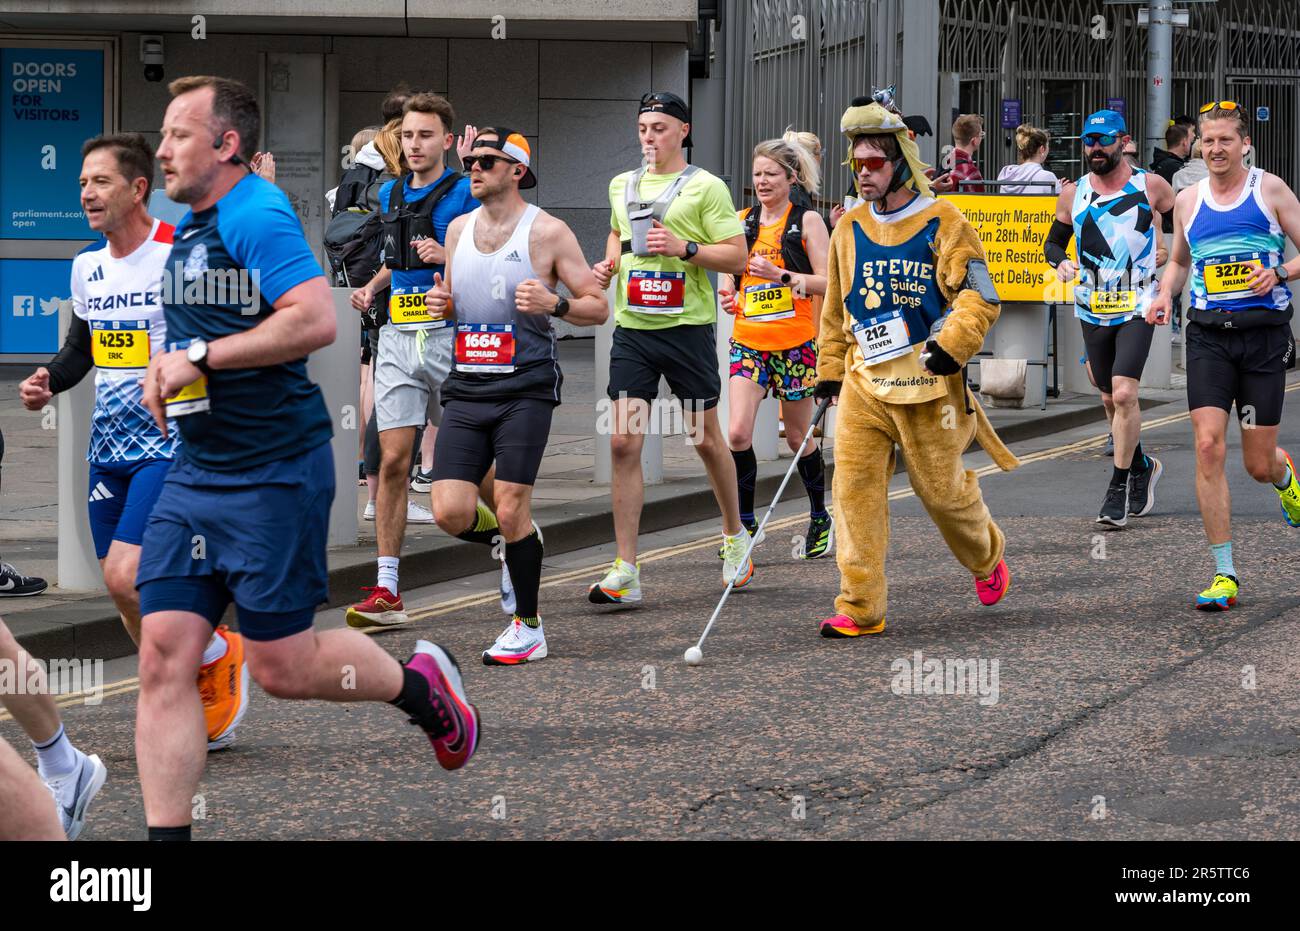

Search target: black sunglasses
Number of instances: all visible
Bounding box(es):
[462,153,518,172]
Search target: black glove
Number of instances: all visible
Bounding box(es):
[813,379,841,401]
[920,339,961,376]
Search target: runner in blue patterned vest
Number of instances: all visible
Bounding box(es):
[1045,109,1175,528]
[1148,101,1300,611]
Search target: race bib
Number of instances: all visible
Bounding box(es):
[164,339,210,416]
[165,376,209,417]
[742,283,795,321]
[90,320,150,370]
[1204,259,1265,296]
[1090,290,1138,315]
[852,310,912,366]
[389,287,449,329]
[455,324,515,374]
[627,270,685,314]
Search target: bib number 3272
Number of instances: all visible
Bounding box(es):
[455,324,515,374]
[1205,259,1265,296]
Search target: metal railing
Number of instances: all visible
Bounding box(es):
[939,0,1300,190]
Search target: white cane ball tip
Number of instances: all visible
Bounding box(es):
[684,646,703,666]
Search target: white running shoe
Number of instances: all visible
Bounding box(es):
[498,520,543,614]
[407,500,435,524]
[482,617,548,665]
[42,750,107,841]
[720,532,755,588]
[588,557,642,604]
[363,500,376,521]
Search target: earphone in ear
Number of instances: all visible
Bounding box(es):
[212,134,245,167]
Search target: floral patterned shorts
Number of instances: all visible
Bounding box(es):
[728,338,818,401]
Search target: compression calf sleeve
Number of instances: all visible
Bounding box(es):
[797,447,828,517]
[504,531,544,619]
[457,502,501,546]
[731,447,757,524]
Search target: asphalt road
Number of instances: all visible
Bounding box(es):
[7,383,1300,840]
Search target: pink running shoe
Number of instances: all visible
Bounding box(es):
[976,559,1011,606]
[818,614,886,638]
[402,641,481,771]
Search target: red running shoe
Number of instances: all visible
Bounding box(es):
[346,586,409,630]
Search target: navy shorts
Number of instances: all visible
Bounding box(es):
[87,458,173,559]
[136,442,334,641]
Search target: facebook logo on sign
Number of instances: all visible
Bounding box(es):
[12,295,33,317]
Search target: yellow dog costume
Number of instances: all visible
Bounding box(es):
[817,102,1019,635]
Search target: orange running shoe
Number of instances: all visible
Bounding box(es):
[198,625,249,751]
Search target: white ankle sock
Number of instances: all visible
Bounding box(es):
[378,557,400,595]
[33,724,77,777]
[201,631,227,666]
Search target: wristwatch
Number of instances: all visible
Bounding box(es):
[780,271,793,285]
[186,338,212,375]
[682,240,699,261]
[1276,266,1291,284]
[551,297,571,318]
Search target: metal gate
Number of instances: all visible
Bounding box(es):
[939,0,1300,189]
[724,0,879,207]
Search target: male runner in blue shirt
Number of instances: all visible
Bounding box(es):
[136,76,480,840]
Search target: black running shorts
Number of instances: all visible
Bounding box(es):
[431,397,554,486]
[1186,320,1295,426]
[608,323,721,410]
[1080,317,1156,394]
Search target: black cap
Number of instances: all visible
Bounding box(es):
[639,91,693,148]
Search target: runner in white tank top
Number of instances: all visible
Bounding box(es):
[423,128,608,665]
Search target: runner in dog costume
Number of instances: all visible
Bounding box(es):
[815,98,1020,639]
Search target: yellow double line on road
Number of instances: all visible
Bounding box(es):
[4,386,1293,719]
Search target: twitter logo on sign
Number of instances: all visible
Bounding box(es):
[40,296,60,316]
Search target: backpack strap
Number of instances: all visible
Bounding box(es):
[780,207,814,276]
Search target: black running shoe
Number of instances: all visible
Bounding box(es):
[409,468,434,493]
[802,513,834,559]
[0,562,47,597]
[1128,455,1163,517]
[1096,483,1129,528]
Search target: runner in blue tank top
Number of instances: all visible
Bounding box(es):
[1044,109,1175,528]
[134,76,480,841]
[1148,101,1300,611]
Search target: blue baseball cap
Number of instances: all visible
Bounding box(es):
[1083,109,1127,139]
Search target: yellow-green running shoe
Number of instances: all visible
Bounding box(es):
[1277,450,1300,527]
[1196,573,1239,612]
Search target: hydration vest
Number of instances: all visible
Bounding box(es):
[620,164,701,255]
[380,171,463,271]
[741,204,813,275]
